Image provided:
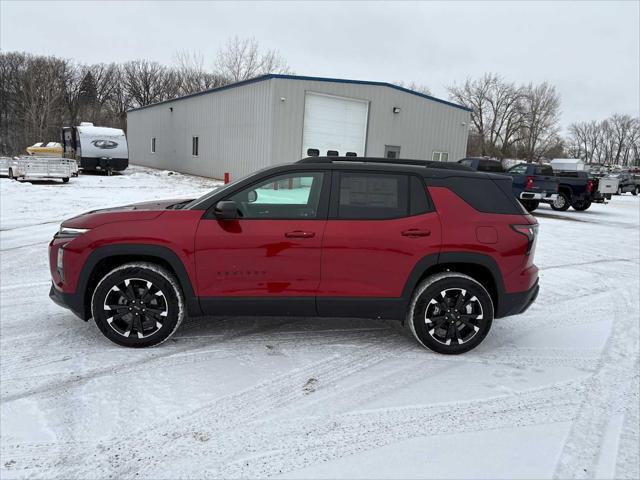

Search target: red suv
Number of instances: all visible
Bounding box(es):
[49,157,539,354]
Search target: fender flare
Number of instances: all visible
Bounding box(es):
[401,251,505,300]
[78,243,202,318]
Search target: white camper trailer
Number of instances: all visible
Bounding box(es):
[62,123,128,175]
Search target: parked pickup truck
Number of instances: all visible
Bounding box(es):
[503,163,559,212]
[609,172,640,195]
[551,171,598,211]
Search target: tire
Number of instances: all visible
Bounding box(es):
[520,199,539,212]
[633,187,638,196]
[62,177,69,183]
[572,200,592,211]
[551,192,570,211]
[8,168,14,180]
[617,187,623,195]
[91,262,185,348]
[407,272,494,354]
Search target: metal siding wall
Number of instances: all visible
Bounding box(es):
[127,80,274,180]
[270,79,470,164]
[128,78,470,181]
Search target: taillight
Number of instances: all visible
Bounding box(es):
[587,180,594,193]
[511,224,538,256]
[526,176,534,189]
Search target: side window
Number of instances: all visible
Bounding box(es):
[459,159,473,168]
[534,165,553,175]
[337,172,408,219]
[228,172,324,219]
[192,136,199,157]
[508,164,528,175]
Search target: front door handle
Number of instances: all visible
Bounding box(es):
[401,229,431,238]
[285,231,316,238]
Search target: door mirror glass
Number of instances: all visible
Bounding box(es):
[214,200,239,219]
[247,190,257,203]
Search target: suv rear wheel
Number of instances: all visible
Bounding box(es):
[407,272,494,354]
[91,262,184,347]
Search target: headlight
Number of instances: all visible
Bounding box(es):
[56,226,90,239]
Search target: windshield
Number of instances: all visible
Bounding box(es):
[184,184,229,209]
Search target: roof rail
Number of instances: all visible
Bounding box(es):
[297,156,471,170]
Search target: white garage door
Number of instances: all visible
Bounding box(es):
[302,92,369,158]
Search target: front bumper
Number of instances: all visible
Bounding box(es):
[520,192,558,202]
[496,279,539,318]
[49,283,87,321]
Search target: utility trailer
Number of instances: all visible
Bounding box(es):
[0,157,19,178]
[9,157,75,183]
[62,123,128,175]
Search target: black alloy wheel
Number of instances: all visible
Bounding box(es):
[408,272,494,354]
[91,263,184,347]
[102,278,168,339]
[423,288,484,346]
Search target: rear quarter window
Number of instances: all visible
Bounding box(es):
[427,176,524,215]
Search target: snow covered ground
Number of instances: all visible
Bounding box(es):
[1,166,638,479]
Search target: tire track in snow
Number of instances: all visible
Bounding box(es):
[0,317,293,403]
[204,380,588,478]
[54,338,416,479]
[552,280,639,479]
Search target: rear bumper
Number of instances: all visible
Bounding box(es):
[520,191,557,202]
[49,283,87,321]
[79,157,128,172]
[592,192,611,203]
[496,279,539,318]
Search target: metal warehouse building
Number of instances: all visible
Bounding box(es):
[127,74,471,180]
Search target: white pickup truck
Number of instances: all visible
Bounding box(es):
[2,156,77,183]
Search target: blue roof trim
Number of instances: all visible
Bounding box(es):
[127,74,472,113]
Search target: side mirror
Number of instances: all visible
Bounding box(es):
[247,190,257,203]
[214,200,239,219]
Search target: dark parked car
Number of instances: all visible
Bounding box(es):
[503,163,559,212]
[458,157,505,173]
[49,157,539,354]
[611,172,640,195]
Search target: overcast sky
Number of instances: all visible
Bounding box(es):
[1,0,638,131]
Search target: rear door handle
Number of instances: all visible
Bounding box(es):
[401,229,431,237]
[285,231,316,238]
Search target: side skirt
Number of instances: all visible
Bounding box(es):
[199,297,407,320]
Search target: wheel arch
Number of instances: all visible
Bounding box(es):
[402,252,505,317]
[78,244,201,321]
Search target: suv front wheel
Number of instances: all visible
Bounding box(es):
[407,272,494,354]
[91,262,185,347]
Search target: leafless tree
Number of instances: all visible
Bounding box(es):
[214,36,292,82]
[122,59,181,108]
[173,50,227,95]
[448,74,523,158]
[517,82,561,161]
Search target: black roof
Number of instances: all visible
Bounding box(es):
[298,156,473,172]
